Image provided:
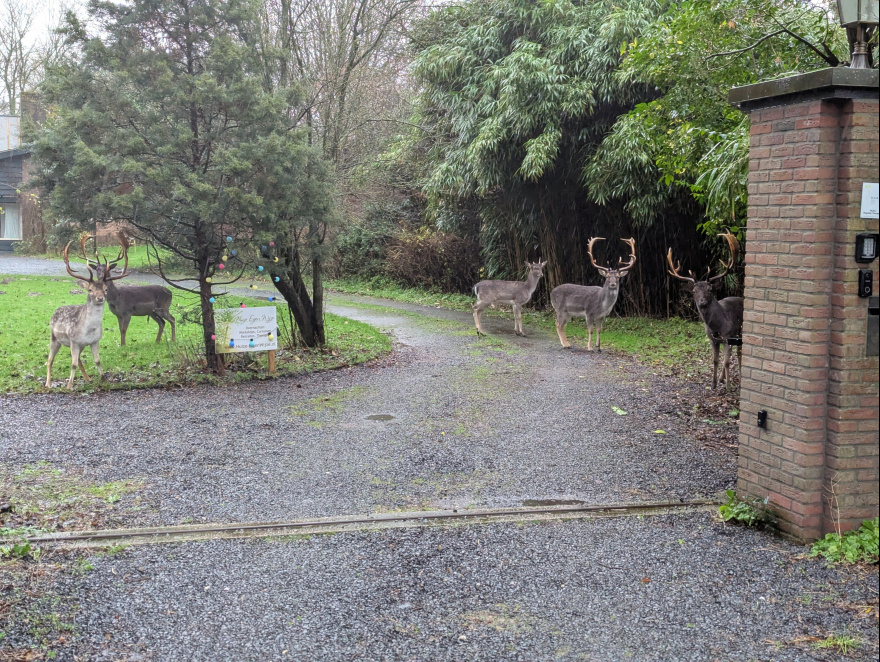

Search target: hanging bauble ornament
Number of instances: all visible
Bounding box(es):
[240,303,246,308]
[206,277,212,283]
[249,339,255,347]
[231,249,237,256]
[226,236,233,242]
[218,263,225,269]
[222,254,228,261]
[268,296,274,302]
[268,332,274,341]
[211,334,216,340]
[229,339,235,347]
[269,242,275,247]
[209,297,215,303]
[273,257,278,263]
[274,276,280,282]
[261,245,267,252]
[258,266,264,272]
[250,285,258,290]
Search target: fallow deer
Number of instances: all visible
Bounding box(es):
[551,237,636,350]
[46,237,130,389]
[472,260,547,336]
[667,231,743,390]
[83,232,176,345]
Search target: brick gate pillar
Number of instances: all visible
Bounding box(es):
[729,69,879,543]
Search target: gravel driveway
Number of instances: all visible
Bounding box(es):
[1,285,735,525]
[1,255,876,660]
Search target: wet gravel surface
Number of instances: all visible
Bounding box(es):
[1,290,736,526]
[12,512,877,662]
[4,255,875,660]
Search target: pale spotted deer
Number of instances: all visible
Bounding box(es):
[46,237,131,388]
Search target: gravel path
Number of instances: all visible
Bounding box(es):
[1,287,735,526]
[2,255,876,660]
[9,512,879,661]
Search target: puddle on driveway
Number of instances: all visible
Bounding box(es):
[365,414,395,421]
[522,499,586,507]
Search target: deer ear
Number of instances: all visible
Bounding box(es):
[682,281,695,292]
[711,280,723,291]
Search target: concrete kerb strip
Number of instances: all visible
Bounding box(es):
[16,500,720,548]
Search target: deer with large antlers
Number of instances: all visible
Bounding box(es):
[667,231,743,390]
[472,260,547,336]
[46,236,131,389]
[83,232,176,345]
[551,238,636,350]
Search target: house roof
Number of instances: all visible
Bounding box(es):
[0,147,31,160]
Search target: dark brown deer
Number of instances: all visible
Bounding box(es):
[472,260,547,336]
[667,231,743,390]
[46,237,130,389]
[84,233,176,345]
[551,237,636,350]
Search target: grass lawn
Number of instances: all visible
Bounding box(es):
[328,276,714,375]
[0,275,390,394]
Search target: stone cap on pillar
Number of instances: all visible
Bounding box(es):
[729,67,878,111]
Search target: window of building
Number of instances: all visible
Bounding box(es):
[0,202,22,239]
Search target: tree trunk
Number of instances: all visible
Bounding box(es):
[198,274,224,375]
[311,254,325,345]
[270,246,322,347]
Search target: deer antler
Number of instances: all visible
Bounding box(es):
[64,239,95,282]
[587,237,609,276]
[79,234,99,266]
[102,231,131,281]
[708,230,740,283]
[666,248,695,284]
[617,238,636,273]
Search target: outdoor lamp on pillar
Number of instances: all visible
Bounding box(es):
[837,0,879,68]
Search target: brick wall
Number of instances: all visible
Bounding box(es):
[738,97,879,542]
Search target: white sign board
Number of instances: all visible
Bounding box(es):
[861,182,879,219]
[214,306,278,354]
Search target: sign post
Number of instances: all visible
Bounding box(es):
[214,306,278,374]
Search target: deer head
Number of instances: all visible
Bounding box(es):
[65,234,130,303]
[667,230,740,311]
[78,232,132,282]
[587,237,637,292]
[525,260,547,280]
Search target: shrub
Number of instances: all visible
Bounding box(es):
[385,228,481,294]
[333,200,415,279]
[810,518,879,565]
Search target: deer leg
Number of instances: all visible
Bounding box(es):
[46,339,61,387]
[67,345,82,389]
[162,309,176,341]
[90,343,105,380]
[513,304,524,336]
[711,340,720,389]
[151,313,166,343]
[472,303,486,336]
[555,313,571,348]
[77,347,91,382]
[596,319,603,353]
[584,316,593,351]
[118,315,131,346]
